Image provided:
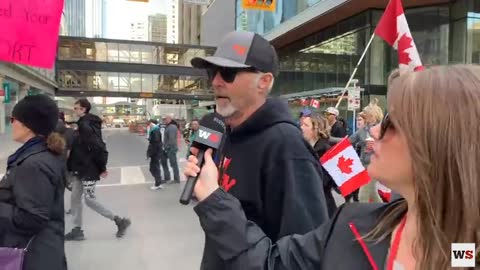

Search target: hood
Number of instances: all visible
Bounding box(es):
[229,98,297,139]
[79,113,103,128]
[168,120,179,128]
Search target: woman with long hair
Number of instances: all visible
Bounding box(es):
[185,65,480,270]
[300,112,330,157]
[300,112,337,214]
[0,95,67,270]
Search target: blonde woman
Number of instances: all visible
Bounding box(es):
[300,112,337,214]
[350,99,384,203]
[185,65,480,270]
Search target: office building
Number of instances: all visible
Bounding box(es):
[86,0,106,38]
[148,14,168,42]
[169,0,211,45]
[232,0,480,115]
[64,0,86,37]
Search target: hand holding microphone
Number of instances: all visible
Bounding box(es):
[183,148,219,202]
[179,113,225,205]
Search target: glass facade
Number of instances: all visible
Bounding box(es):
[235,0,480,95]
[236,0,480,125]
[57,70,209,94]
[64,0,86,37]
[58,37,215,66]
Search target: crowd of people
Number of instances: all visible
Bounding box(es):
[0,30,478,270]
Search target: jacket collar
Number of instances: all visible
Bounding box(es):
[347,199,405,269]
[349,218,390,270]
[7,137,47,168]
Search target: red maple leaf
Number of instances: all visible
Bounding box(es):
[337,156,354,174]
[397,33,413,65]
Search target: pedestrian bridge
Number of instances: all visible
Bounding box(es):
[55,37,216,101]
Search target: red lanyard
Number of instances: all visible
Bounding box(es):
[387,216,407,270]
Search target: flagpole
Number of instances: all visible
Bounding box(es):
[335,33,376,109]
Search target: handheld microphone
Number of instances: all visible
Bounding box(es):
[179,113,225,205]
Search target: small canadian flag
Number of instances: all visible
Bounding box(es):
[320,138,370,197]
[301,98,309,106]
[376,182,392,202]
[310,99,320,108]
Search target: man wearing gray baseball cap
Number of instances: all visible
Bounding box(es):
[190,31,335,270]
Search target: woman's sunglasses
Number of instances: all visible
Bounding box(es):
[9,117,15,124]
[379,113,394,140]
[206,66,258,83]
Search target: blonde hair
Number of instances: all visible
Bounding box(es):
[369,65,480,270]
[362,98,384,124]
[357,112,367,121]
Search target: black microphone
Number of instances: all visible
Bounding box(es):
[179,113,225,205]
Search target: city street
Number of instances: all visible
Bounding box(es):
[65,128,203,270]
[1,128,345,270]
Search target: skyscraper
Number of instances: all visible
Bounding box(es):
[85,0,105,38]
[64,0,86,37]
[168,0,181,44]
[148,14,168,42]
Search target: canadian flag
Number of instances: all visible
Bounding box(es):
[320,138,370,197]
[310,99,320,108]
[376,182,392,202]
[374,0,424,73]
[301,98,309,106]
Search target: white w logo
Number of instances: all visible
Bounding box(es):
[198,130,211,139]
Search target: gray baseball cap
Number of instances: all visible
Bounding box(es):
[191,31,279,76]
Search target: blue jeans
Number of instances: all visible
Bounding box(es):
[163,148,179,182]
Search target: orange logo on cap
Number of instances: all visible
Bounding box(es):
[232,44,247,56]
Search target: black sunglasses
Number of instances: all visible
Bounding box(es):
[206,66,258,83]
[379,113,394,140]
[10,117,15,124]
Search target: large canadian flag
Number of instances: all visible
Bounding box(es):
[320,138,370,197]
[375,0,424,73]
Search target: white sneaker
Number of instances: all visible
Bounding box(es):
[150,185,164,190]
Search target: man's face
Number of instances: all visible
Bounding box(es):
[191,121,199,131]
[325,113,336,124]
[165,116,172,124]
[208,66,260,119]
[73,104,86,117]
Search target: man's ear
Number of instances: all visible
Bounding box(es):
[257,73,274,94]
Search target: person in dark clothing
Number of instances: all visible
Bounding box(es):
[299,112,337,215]
[324,106,347,139]
[184,65,480,270]
[163,114,180,183]
[190,31,334,270]
[0,95,67,270]
[65,98,131,241]
[146,119,165,190]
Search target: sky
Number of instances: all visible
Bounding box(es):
[104,0,169,40]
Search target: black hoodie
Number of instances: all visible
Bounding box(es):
[200,98,336,270]
[67,113,108,181]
